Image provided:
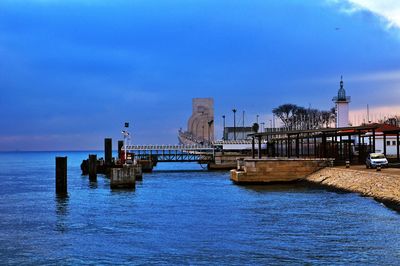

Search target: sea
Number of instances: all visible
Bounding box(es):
[1,151,400,265]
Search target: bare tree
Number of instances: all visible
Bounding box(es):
[273,104,336,130]
[272,104,299,130]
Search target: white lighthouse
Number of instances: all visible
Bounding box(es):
[332,76,350,128]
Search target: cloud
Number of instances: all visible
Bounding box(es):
[308,69,400,85]
[329,0,400,29]
[350,105,400,125]
[347,70,400,82]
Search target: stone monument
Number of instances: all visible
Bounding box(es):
[178,98,214,144]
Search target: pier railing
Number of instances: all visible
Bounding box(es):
[125,145,215,163]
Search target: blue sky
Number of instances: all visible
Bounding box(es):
[0,0,399,150]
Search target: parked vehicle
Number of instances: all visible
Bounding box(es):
[366,153,388,168]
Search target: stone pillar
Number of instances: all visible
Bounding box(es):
[55,156,67,195]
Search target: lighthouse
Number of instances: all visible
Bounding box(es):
[332,76,350,128]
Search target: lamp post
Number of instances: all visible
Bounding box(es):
[242,110,245,139]
[256,115,259,124]
[260,122,265,133]
[222,115,226,141]
[273,114,276,130]
[122,122,130,163]
[233,109,237,141]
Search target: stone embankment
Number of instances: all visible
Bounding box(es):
[305,167,400,211]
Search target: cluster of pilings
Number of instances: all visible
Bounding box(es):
[55,138,144,195]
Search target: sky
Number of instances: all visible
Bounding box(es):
[0,0,399,150]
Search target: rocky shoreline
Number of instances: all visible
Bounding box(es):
[305,167,400,212]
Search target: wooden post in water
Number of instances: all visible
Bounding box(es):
[88,154,97,181]
[118,140,124,159]
[55,156,67,195]
[105,138,112,166]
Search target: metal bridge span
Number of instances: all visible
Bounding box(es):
[125,144,215,163]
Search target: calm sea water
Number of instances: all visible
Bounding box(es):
[1,151,400,265]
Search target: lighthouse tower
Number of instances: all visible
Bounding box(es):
[332,76,350,128]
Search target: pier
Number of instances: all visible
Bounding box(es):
[231,125,400,184]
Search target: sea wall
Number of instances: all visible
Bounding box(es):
[230,158,332,184]
[305,168,400,210]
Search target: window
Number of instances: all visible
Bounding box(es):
[386,141,391,146]
[393,141,396,146]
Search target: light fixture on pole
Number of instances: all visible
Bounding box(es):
[222,115,226,140]
[121,122,130,163]
[232,109,237,141]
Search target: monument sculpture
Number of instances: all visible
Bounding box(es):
[178,98,214,145]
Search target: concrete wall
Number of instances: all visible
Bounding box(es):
[110,166,136,188]
[230,158,331,184]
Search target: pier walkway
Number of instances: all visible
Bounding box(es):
[125,144,215,163]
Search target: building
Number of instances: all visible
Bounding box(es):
[333,76,350,128]
[223,126,254,141]
[363,123,400,156]
[178,98,214,144]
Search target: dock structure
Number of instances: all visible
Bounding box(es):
[248,125,400,164]
[231,125,400,184]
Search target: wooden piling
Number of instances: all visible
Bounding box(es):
[55,156,67,195]
[89,154,97,181]
[118,140,124,159]
[104,138,112,166]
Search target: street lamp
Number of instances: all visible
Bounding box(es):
[273,114,276,130]
[260,122,265,133]
[242,110,245,139]
[222,115,226,141]
[256,114,259,124]
[121,122,130,163]
[232,109,237,140]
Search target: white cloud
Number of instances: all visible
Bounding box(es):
[330,0,400,29]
